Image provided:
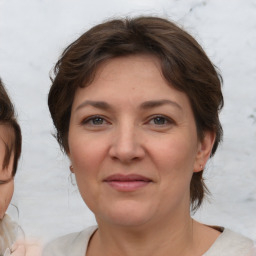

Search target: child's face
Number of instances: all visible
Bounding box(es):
[0,125,14,219]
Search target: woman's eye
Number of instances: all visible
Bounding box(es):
[152,116,167,125]
[148,116,173,126]
[82,116,108,126]
[90,117,104,125]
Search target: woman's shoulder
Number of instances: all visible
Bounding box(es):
[204,228,255,256]
[42,226,97,256]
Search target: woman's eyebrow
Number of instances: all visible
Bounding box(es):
[75,100,111,111]
[75,99,182,111]
[140,99,182,110]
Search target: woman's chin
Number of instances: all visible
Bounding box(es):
[96,201,156,228]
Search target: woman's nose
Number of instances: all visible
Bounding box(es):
[108,124,145,163]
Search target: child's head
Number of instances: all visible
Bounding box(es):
[0,78,22,219]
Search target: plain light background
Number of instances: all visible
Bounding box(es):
[0,0,255,242]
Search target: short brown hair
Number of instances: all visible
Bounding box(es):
[0,78,22,177]
[48,16,223,211]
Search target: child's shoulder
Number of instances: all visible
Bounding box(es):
[42,226,97,256]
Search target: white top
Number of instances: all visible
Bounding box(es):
[43,226,255,256]
[0,215,18,256]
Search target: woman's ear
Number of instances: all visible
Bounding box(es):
[194,131,216,173]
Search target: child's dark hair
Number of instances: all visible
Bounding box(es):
[0,78,22,176]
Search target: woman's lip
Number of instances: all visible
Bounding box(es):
[103,174,152,191]
[104,174,152,182]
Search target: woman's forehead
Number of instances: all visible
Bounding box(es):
[72,55,191,115]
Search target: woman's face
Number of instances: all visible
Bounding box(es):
[0,125,14,220]
[68,55,214,227]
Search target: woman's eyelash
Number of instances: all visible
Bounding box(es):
[80,115,174,127]
[81,115,108,126]
[148,115,174,126]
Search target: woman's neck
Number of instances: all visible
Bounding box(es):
[87,213,199,256]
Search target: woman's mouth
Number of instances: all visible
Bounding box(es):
[103,174,152,192]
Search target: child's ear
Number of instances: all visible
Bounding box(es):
[69,165,74,173]
[66,150,74,173]
[194,131,216,172]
